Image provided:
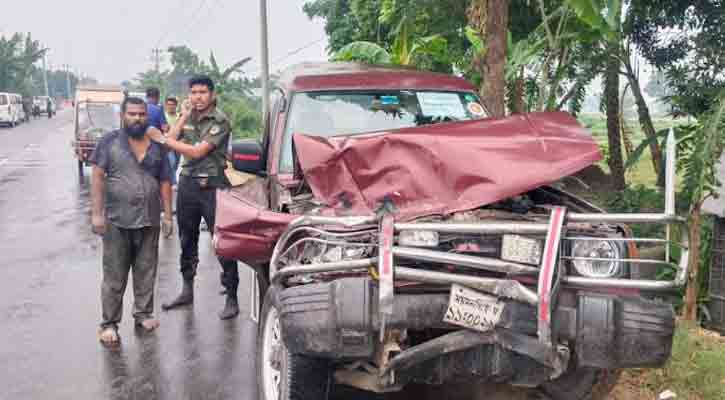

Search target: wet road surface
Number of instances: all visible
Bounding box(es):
[0,110,536,400]
[0,110,258,400]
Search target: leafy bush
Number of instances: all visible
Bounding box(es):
[217,94,262,140]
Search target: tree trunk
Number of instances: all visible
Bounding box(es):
[624,65,665,187]
[683,203,703,321]
[605,51,626,190]
[480,0,508,117]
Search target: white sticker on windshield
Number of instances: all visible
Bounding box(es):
[417,92,467,119]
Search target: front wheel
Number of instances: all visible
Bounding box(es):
[257,290,331,400]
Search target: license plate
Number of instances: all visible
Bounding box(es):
[444,284,505,332]
[501,234,542,265]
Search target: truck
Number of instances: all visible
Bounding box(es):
[72,85,123,181]
[214,62,688,400]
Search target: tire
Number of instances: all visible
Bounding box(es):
[257,289,332,400]
[540,367,620,400]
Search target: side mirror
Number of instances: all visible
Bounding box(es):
[230,139,265,175]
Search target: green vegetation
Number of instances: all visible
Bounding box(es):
[618,323,725,399]
[578,113,689,186]
[131,45,262,140]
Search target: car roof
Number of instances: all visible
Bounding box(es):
[278,62,477,93]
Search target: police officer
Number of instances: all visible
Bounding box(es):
[146,75,239,319]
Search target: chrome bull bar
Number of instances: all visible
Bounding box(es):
[270,213,689,293]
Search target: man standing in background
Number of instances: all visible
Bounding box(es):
[164,96,181,186]
[145,87,168,132]
[164,96,179,127]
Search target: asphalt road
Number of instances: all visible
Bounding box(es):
[0,109,258,400]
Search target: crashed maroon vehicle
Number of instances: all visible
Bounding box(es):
[214,63,688,400]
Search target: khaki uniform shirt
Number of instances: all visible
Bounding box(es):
[179,107,231,187]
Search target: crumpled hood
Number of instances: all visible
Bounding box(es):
[293,111,601,220]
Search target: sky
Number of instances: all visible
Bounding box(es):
[0,0,329,84]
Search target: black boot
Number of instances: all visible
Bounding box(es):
[162,280,194,310]
[219,294,239,320]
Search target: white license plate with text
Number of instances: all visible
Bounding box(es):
[443,284,505,332]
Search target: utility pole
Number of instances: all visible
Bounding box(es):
[42,49,49,97]
[64,64,72,100]
[151,48,163,74]
[259,0,270,122]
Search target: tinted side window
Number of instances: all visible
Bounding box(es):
[0,95,7,105]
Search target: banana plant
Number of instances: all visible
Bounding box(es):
[680,89,725,320]
[207,52,253,96]
[333,14,448,68]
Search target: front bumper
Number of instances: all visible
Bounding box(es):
[277,277,675,385]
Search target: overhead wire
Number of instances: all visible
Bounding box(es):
[243,36,327,77]
[153,0,196,50]
[179,0,222,45]
[153,0,210,52]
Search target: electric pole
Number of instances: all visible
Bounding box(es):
[42,50,49,97]
[259,0,270,122]
[151,48,163,74]
[64,64,72,100]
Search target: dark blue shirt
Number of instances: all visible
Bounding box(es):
[90,129,173,229]
[147,103,167,129]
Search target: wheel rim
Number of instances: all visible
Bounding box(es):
[262,305,284,400]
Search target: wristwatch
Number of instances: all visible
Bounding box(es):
[158,135,168,145]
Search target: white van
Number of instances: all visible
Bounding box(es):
[0,93,23,127]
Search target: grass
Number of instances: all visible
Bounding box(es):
[577,113,690,187]
[612,323,725,399]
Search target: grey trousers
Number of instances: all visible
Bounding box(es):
[101,224,160,328]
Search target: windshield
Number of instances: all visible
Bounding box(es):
[280,90,486,173]
[77,103,121,138]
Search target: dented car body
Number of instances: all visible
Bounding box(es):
[214,63,687,400]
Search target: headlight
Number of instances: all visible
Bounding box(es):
[321,245,367,262]
[570,240,622,278]
[398,230,439,247]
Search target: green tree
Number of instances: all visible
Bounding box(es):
[0,32,46,95]
[207,52,254,96]
[166,45,203,95]
[306,0,470,74]
[134,70,168,94]
[331,17,449,68]
[644,69,671,100]
[133,45,261,139]
[626,0,725,117]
